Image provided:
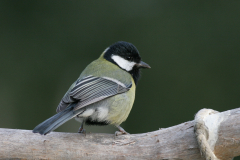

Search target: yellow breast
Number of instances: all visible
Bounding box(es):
[107,77,136,125]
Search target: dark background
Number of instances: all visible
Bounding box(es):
[1,1,240,158]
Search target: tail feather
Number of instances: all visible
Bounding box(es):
[33,104,82,135]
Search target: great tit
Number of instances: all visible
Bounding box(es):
[33,41,150,136]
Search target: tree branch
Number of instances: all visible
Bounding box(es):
[1,108,240,160]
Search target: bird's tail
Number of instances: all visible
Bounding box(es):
[33,103,82,135]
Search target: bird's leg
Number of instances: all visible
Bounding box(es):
[115,125,129,136]
[78,123,86,135]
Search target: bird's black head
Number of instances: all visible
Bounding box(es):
[104,41,150,84]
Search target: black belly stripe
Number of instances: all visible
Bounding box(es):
[85,118,110,126]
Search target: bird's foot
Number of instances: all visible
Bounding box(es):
[115,126,129,137]
[78,127,86,136]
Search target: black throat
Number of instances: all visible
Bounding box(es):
[129,66,141,85]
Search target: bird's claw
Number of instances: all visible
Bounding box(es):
[115,130,129,136]
[78,127,86,136]
[114,125,129,138]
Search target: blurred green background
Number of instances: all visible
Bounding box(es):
[1,1,240,158]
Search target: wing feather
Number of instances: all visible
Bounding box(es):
[56,75,131,112]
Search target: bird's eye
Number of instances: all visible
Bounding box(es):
[126,56,133,61]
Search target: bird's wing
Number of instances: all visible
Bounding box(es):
[56,75,132,112]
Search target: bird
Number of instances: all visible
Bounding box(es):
[33,41,150,136]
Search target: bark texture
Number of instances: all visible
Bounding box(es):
[0,108,240,160]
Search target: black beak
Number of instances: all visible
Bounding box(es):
[136,61,151,69]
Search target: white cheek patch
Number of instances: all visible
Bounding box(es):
[111,55,136,71]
